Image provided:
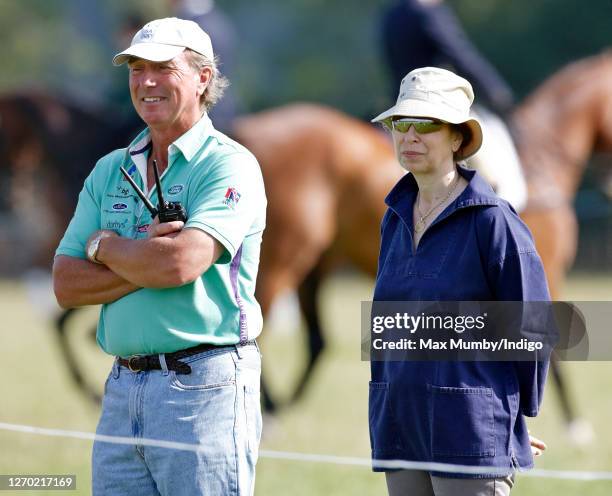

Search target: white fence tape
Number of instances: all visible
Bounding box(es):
[1,422,611,481]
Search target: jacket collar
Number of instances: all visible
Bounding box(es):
[384,165,500,227]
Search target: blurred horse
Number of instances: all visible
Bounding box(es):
[0,92,139,271]
[515,54,612,296]
[234,53,612,415]
[232,106,399,409]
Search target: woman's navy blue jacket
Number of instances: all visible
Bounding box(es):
[370,166,550,477]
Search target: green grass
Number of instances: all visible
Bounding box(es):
[0,272,611,494]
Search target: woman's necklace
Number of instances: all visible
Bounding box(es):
[414,176,459,233]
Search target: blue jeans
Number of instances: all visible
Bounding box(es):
[92,343,262,496]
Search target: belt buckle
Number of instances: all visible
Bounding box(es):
[127,355,142,372]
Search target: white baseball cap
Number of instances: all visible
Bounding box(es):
[372,67,483,160]
[112,17,214,66]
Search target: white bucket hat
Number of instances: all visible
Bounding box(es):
[112,17,214,66]
[372,67,483,160]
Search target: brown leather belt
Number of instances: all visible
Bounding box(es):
[117,341,253,375]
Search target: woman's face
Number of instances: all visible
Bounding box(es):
[390,118,462,175]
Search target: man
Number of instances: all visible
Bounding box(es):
[380,0,514,116]
[52,17,266,496]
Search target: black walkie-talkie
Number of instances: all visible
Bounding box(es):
[120,160,187,223]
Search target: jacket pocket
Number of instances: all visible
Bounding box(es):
[369,382,404,454]
[430,385,495,457]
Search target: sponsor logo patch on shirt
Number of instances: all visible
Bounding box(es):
[113,203,128,210]
[223,187,241,209]
[106,219,129,230]
[116,185,130,196]
[168,184,184,195]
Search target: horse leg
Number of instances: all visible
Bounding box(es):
[255,207,337,413]
[550,360,577,427]
[289,263,326,405]
[255,264,317,414]
[254,271,286,414]
[261,370,278,414]
[550,360,575,423]
[256,263,326,413]
[55,307,102,404]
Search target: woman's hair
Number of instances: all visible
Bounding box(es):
[184,49,230,112]
[453,123,472,162]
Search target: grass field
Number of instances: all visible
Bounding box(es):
[0,272,611,495]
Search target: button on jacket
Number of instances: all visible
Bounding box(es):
[370,166,550,477]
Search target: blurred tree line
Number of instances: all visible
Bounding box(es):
[2,0,612,118]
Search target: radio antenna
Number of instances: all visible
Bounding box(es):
[119,166,158,216]
[152,160,166,212]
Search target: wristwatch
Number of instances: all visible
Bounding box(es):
[87,232,109,264]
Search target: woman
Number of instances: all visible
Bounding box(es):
[369,67,548,495]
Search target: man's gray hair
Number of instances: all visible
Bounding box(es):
[184,49,229,112]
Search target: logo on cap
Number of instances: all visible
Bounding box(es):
[141,27,154,39]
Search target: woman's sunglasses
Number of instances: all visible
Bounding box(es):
[381,117,445,134]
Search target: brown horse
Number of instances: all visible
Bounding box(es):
[233,53,612,412]
[515,53,612,295]
[0,92,140,272]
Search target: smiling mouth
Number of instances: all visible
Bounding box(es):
[141,97,165,103]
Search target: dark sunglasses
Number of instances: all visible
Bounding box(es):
[381,117,445,134]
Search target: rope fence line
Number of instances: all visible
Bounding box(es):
[1,422,611,481]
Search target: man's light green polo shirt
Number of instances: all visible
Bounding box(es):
[55,115,266,357]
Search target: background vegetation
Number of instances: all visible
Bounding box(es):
[3,0,612,113]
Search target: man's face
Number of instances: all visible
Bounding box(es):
[128,51,210,133]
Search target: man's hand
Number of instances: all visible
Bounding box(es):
[147,217,185,239]
[94,218,223,288]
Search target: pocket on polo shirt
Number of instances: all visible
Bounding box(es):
[430,385,495,457]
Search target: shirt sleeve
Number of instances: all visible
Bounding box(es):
[55,167,102,259]
[482,208,551,417]
[488,250,551,416]
[184,150,266,264]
